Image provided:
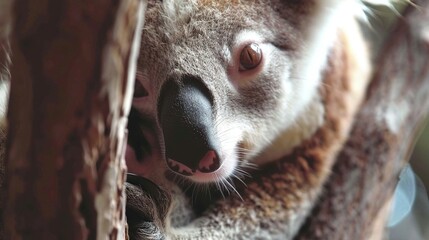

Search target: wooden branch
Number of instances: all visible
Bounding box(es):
[296,1,429,239]
[4,0,146,239]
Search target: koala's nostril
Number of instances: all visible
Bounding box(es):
[198,150,220,173]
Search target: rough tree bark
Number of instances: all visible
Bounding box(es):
[296,0,429,239]
[3,0,146,239]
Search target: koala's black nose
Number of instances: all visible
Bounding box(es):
[158,75,221,176]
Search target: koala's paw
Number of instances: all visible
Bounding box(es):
[125,174,171,240]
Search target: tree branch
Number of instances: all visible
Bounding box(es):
[296,1,429,239]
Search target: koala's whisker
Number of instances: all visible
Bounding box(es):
[190,183,198,207]
[215,181,227,199]
[234,167,252,179]
[223,178,243,201]
[240,161,259,171]
[231,171,247,187]
[235,147,253,155]
[221,179,231,196]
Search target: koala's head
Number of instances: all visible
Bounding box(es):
[129,0,349,183]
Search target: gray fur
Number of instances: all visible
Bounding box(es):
[128,0,366,239]
[134,0,344,183]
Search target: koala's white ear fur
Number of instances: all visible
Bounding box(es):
[356,0,407,20]
[361,0,401,5]
[0,81,9,120]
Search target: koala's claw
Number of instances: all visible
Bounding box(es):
[125,174,171,240]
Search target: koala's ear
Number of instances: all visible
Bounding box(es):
[127,108,151,160]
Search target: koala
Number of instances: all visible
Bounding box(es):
[0,0,396,239]
[124,0,397,239]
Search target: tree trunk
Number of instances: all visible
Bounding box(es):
[296,1,429,239]
[3,0,146,239]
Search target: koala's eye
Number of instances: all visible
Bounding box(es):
[239,43,262,71]
[134,80,148,98]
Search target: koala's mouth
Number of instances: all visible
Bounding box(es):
[166,150,220,176]
[166,151,237,184]
[164,146,243,184]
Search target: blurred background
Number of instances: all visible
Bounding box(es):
[411,120,429,197]
[363,2,429,239]
[389,119,429,240]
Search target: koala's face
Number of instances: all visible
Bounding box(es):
[129,0,342,183]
